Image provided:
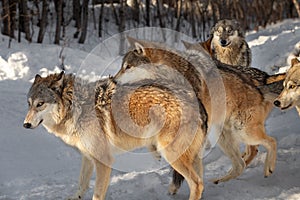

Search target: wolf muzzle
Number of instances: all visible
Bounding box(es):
[23,123,32,129]
[220,39,230,47]
[23,119,43,129]
[273,100,281,107]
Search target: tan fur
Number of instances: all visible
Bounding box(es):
[120,37,277,189]
[24,71,207,200]
[210,19,252,67]
[95,76,206,200]
[274,58,300,115]
[183,39,284,164]
[184,42,279,179]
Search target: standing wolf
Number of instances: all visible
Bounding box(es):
[23,70,207,200]
[118,37,277,193]
[208,19,252,67]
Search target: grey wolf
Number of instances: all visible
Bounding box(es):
[23,71,207,200]
[119,37,277,193]
[210,19,252,67]
[274,58,300,115]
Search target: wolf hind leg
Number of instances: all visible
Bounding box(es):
[261,135,277,177]
[250,127,277,177]
[168,155,204,200]
[148,144,162,161]
[241,125,277,178]
[168,154,203,196]
[242,145,259,166]
[211,131,246,184]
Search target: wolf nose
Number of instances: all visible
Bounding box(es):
[220,39,227,46]
[23,123,32,129]
[273,100,281,107]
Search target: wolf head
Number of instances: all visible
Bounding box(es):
[211,19,244,47]
[23,71,72,130]
[115,44,151,79]
[274,58,300,110]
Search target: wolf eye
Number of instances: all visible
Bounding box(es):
[227,29,233,34]
[123,63,132,70]
[37,102,44,107]
[289,85,296,89]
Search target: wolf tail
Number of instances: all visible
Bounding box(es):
[172,169,185,189]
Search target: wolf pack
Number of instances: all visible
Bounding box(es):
[23,19,300,200]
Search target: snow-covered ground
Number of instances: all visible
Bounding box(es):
[1,19,300,200]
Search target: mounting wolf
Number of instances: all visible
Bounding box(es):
[23,68,207,200]
[119,37,277,192]
[209,19,252,67]
[274,58,300,115]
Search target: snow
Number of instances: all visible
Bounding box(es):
[1,19,300,200]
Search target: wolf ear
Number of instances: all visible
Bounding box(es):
[181,40,194,50]
[291,58,300,67]
[56,71,65,86]
[50,71,65,94]
[126,36,145,55]
[33,74,42,83]
[232,19,244,37]
[210,25,216,36]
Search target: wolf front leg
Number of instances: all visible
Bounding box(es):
[92,159,112,200]
[67,155,94,200]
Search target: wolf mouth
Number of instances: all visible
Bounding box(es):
[38,119,43,126]
[281,103,292,110]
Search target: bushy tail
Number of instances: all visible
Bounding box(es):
[172,169,185,188]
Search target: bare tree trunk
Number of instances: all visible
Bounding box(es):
[293,0,300,17]
[73,0,81,38]
[37,0,48,43]
[19,0,31,42]
[119,0,126,55]
[98,0,105,37]
[111,0,119,25]
[145,0,150,26]
[175,0,182,32]
[156,0,165,28]
[2,0,10,36]
[54,0,63,44]
[92,0,97,30]
[132,0,139,23]
[263,0,275,27]
[10,0,16,38]
[2,0,16,38]
[78,0,89,44]
[190,1,197,38]
[174,0,183,41]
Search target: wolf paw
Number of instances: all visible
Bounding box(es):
[66,195,82,200]
[154,153,162,162]
[168,183,178,195]
[264,168,273,178]
[209,178,220,185]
